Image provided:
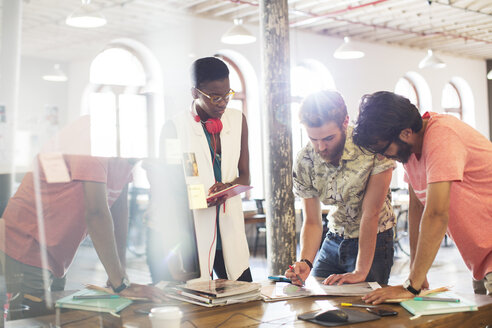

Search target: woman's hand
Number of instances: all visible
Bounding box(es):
[207,182,233,207]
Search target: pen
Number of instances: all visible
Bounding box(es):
[73,294,120,300]
[268,276,292,283]
[340,302,379,309]
[288,265,305,286]
[414,297,460,302]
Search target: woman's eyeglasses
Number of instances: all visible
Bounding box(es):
[195,88,235,105]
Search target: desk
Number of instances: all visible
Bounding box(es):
[7,289,492,327]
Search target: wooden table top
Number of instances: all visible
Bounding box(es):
[7,288,492,327]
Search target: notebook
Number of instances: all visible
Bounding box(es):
[177,279,261,298]
[400,292,477,317]
[55,289,132,314]
[168,288,261,307]
[206,184,253,203]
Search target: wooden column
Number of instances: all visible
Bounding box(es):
[259,0,296,275]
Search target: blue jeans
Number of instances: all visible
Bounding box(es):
[311,228,394,285]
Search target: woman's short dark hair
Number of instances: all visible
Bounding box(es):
[352,91,423,151]
[299,90,347,128]
[190,57,229,88]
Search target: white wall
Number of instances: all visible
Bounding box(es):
[15,57,68,167]
[18,58,69,129]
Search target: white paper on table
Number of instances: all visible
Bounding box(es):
[274,276,380,298]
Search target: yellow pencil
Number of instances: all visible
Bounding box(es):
[341,302,379,309]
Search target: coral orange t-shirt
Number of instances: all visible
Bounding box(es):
[404,112,492,280]
[1,155,133,277]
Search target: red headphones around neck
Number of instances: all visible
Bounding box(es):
[193,114,223,134]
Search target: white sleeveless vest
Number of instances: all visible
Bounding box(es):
[172,108,250,281]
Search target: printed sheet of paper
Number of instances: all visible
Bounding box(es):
[187,184,207,209]
[39,152,71,183]
[262,276,380,301]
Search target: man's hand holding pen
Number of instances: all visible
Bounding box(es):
[284,261,310,286]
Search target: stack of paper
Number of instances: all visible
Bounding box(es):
[262,277,380,302]
[167,279,262,307]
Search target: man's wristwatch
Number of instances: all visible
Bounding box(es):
[403,279,421,295]
[300,259,313,270]
[111,276,130,293]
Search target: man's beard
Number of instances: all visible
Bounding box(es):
[395,139,413,163]
[318,130,346,163]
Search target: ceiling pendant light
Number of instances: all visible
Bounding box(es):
[419,49,446,69]
[333,37,365,59]
[419,1,445,69]
[66,0,107,28]
[42,64,68,82]
[221,19,256,45]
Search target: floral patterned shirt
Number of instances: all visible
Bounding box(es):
[293,126,396,238]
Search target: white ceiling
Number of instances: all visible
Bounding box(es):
[9,0,492,61]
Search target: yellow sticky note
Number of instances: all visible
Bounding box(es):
[187,184,207,209]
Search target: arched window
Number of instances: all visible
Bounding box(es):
[215,54,254,199]
[395,76,420,109]
[215,50,261,198]
[445,77,475,128]
[394,72,432,112]
[291,60,336,161]
[393,72,432,190]
[83,39,163,189]
[88,48,148,158]
[217,55,247,115]
[442,82,462,120]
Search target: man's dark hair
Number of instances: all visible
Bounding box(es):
[190,57,229,88]
[299,90,347,128]
[352,91,423,152]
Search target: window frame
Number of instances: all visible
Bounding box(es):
[443,81,463,120]
[216,54,248,115]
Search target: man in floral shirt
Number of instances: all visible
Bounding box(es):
[285,90,396,286]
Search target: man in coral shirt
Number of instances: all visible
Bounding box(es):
[1,155,165,314]
[352,91,492,303]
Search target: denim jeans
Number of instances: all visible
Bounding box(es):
[472,272,492,295]
[311,228,394,285]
